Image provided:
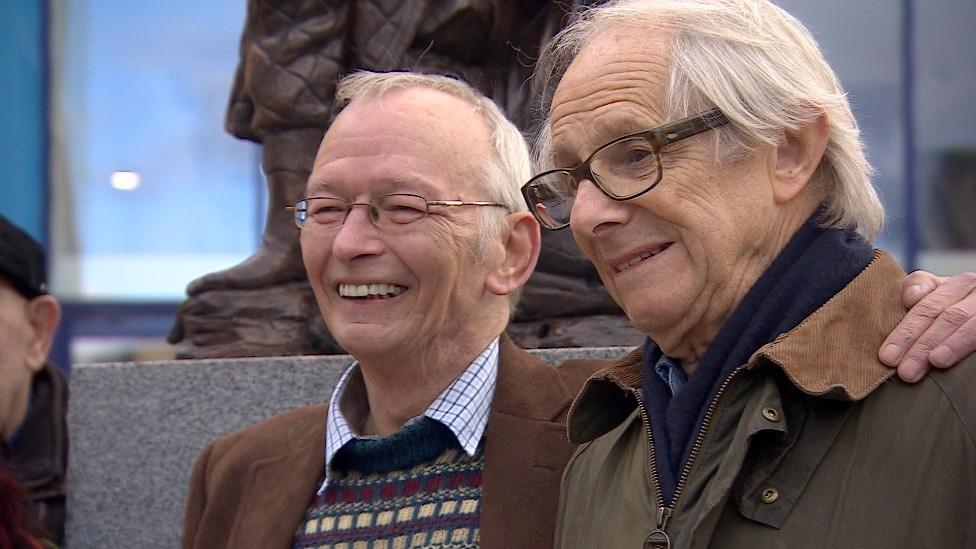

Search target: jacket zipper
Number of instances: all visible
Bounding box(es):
[619,366,745,549]
[633,389,671,549]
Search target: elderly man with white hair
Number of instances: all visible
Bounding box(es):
[519,0,976,547]
[181,71,601,549]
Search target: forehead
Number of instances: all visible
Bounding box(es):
[0,279,27,323]
[549,25,674,162]
[308,88,492,196]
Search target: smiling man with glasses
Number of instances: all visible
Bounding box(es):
[529,1,976,548]
[181,71,604,549]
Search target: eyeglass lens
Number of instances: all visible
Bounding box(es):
[525,137,663,229]
[295,194,430,228]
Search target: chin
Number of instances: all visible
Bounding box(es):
[622,289,690,339]
[341,340,395,362]
[330,325,384,353]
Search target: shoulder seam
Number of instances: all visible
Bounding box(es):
[926,373,976,449]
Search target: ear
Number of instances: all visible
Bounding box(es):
[772,112,830,204]
[24,295,61,372]
[485,212,541,297]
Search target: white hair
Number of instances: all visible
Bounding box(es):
[335,71,532,309]
[534,0,884,240]
[336,71,529,219]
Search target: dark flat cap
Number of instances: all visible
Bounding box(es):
[0,215,48,299]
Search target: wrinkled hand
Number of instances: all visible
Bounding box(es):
[880,270,976,382]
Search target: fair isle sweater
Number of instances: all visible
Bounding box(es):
[292,417,484,548]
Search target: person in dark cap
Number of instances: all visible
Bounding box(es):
[0,215,66,547]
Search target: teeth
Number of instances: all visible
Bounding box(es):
[614,243,671,272]
[624,253,652,270]
[338,283,406,298]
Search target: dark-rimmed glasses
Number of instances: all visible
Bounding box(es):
[521,108,729,230]
[289,193,509,230]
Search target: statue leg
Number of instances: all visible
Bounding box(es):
[167,127,346,358]
[184,127,322,295]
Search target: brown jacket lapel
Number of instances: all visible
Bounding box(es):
[228,423,324,548]
[183,405,326,549]
[480,335,597,549]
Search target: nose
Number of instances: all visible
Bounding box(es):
[330,205,385,262]
[570,178,628,238]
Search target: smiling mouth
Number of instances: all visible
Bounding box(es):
[614,243,673,273]
[338,283,407,299]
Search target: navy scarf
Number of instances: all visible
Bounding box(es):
[640,214,874,504]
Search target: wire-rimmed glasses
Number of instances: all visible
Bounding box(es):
[289,192,509,230]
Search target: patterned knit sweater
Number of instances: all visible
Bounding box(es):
[292,417,484,548]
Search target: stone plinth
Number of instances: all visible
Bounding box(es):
[65,346,630,549]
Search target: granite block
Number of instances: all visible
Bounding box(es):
[65,347,631,548]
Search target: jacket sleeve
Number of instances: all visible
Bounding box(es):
[181,442,215,549]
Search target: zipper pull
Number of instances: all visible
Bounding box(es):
[643,507,672,549]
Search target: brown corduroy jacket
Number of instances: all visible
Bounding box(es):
[556,251,976,549]
[182,335,602,549]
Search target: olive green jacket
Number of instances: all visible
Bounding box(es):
[556,252,976,549]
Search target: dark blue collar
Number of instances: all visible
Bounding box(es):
[641,214,874,504]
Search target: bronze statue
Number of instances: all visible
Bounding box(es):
[169,0,639,358]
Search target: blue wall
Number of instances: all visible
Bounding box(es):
[0,1,45,244]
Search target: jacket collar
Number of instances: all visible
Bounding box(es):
[748,250,901,399]
[481,334,586,549]
[568,250,903,444]
[228,405,326,549]
[1,362,68,491]
[491,333,580,421]
[229,333,576,549]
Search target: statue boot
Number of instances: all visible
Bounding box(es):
[185,127,322,295]
[167,127,344,358]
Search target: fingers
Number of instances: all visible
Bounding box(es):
[881,271,976,382]
[900,271,946,308]
[928,309,976,368]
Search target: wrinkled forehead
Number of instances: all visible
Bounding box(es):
[311,89,493,196]
[553,24,674,113]
[547,25,675,162]
[321,92,482,165]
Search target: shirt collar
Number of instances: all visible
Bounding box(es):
[319,337,499,494]
[653,353,687,396]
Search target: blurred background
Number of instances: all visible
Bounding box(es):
[0,0,973,370]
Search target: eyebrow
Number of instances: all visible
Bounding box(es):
[549,143,579,169]
[384,176,441,197]
[550,115,656,168]
[592,115,649,143]
[305,180,340,197]
[304,176,444,198]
